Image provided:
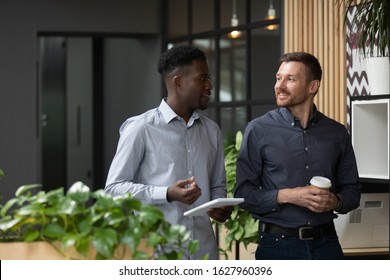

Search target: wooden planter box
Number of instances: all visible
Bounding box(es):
[0,241,152,260]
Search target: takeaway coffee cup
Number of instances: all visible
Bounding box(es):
[310,176,331,190]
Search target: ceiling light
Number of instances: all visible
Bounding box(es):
[265,0,278,31]
[229,0,242,39]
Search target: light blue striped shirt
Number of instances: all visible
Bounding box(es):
[105,99,226,259]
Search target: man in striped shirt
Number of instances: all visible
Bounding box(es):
[105,45,233,260]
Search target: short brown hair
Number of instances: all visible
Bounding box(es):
[279,52,322,82]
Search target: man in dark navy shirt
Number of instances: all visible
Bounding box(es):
[235,52,361,260]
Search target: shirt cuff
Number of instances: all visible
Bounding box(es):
[153,186,169,204]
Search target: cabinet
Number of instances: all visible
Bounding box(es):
[335,95,389,251]
[350,95,389,180]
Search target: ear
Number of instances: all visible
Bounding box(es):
[173,75,181,88]
[310,80,320,94]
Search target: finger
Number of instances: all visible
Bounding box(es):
[184,190,201,204]
[176,178,192,188]
[209,208,232,221]
[222,205,235,212]
[190,192,202,203]
[212,207,231,215]
[208,211,228,223]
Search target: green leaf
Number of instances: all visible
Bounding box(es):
[46,188,65,199]
[67,182,90,203]
[92,228,118,259]
[15,184,42,197]
[24,228,40,242]
[233,226,244,240]
[77,216,93,233]
[74,236,91,257]
[61,234,77,248]
[17,203,45,216]
[104,210,126,227]
[147,232,163,246]
[187,240,199,255]
[43,223,66,238]
[92,190,117,209]
[156,251,181,260]
[45,199,76,216]
[0,198,19,217]
[139,204,164,226]
[235,131,243,150]
[120,197,142,212]
[132,251,149,260]
[121,230,140,253]
[0,216,22,231]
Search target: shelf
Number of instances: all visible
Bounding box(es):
[343,247,389,257]
[359,178,390,193]
[351,98,389,180]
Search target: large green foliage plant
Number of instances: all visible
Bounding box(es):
[0,179,198,260]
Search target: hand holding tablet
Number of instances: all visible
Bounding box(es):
[183,198,244,217]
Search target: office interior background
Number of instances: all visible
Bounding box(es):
[0,0,388,258]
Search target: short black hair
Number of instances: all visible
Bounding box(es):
[279,52,322,82]
[158,45,207,76]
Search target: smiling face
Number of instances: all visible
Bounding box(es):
[274,61,319,109]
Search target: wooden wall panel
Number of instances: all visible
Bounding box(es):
[284,0,347,125]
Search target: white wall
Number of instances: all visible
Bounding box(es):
[0,0,162,201]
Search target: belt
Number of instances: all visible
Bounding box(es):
[259,221,336,240]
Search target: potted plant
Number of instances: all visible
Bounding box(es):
[216,131,258,260]
[0,176,198,260]
[340,0,389,95]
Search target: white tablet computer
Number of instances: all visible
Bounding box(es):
[183,198,244,217]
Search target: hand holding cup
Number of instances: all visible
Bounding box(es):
[310,176,331,191]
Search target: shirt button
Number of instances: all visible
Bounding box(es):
[291,122,294,127]
[305,147,308,151]
[305,165,309,169]
[272,208,276,211]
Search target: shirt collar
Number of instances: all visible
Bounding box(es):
[279,105,320,127]
[158,99,201,125]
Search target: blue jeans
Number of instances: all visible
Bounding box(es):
[255,232,344,260]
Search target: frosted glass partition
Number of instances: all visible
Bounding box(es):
[351,98,389,179]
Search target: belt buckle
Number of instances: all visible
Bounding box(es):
[299,227,314,240]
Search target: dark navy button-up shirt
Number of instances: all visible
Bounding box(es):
[234,106,361,228]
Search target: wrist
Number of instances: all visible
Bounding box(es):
[334,194,342,212]
[166,187,172,203]
[276,189,289,204]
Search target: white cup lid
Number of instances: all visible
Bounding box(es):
[310,176,331,189]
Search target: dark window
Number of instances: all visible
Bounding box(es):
[165,0,282,138]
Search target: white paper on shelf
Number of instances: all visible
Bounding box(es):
[183,198,244,217]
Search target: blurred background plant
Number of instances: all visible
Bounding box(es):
[0,175,199,260]
[337,0,389,58]
[216,131,258,259]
